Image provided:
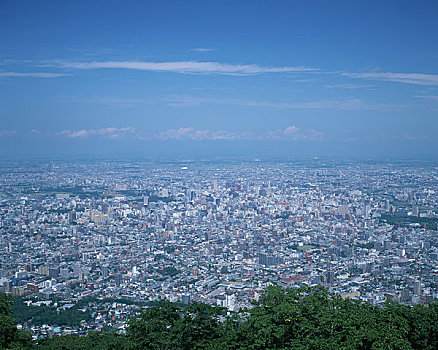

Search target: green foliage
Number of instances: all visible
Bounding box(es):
[3,287,438,349]
[354,242,374,249]
[178,302,228,350]
[157,266,180,277]
[128,300,181,350]
[237,286,438,350]
[12,298,93,327]
[380,213,438,230]
[0,294,32,349]
[35,332,133,350]
[127,300,227,350]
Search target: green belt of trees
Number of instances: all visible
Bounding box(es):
[2,285,438,350]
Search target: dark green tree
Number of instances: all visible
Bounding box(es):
[0,293,32,350]
[4,286,438,350]
[35,332,133,350]
[127,300,228,350]
[127,300,182,350]
[235,285,430,350]
[178,302,227,350]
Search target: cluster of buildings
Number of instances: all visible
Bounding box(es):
[1,159,437,336]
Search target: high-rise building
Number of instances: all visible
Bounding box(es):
[413,280,421,295]
[190,190,196,201]
[258,253,284,266]
[181,295,191,305]
[412,206,419,217]
[364,205,371,219]
[400,288,410,302]
[60,267,69,279]
[384,240,392,250]
[115,273,123,286]
[49,267,59,278]
[101,265,109,278]
[225,290,236,311]
[327,271,335,285]
[72,262,81,277]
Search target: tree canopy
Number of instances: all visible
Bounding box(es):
[0,293,32,350]
[2,286,438,349]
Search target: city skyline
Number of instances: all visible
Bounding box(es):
[1,158,437,340]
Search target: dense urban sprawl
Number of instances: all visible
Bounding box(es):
[1,159,437,339]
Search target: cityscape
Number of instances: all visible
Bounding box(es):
[2,1,438,348]
[1,159,437,338]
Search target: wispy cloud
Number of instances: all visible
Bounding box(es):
[56,60,317,75]
[402,133,427,140]
[8,126,433,143]
[0,130,18,137]
[60,95,150,108]
[163,95,388,110]
[284,126,299,135]
[371,133,429,141]
[343,72,438,86]
[191,48,214,52]
[415,95,438,103]
[158,127,208,140]
[325,83,373,89]
[0,72,70,78]
[11,126,325,142]
[59,94,395,111]
[58,127,135,139]
[240,99,368,110]
[156,126,325,142]
[87,97,144,108]
[157,127,247,141]
[266,126,324,141]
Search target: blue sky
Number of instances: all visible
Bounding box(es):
[1,0,438,159]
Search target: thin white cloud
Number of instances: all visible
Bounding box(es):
[325,83,373,89]
[157,127,244,141]
[158,127,208,140]
[0,72,69,78]
[266,126,324,141]
[163,95,384,110]
[61,94,385,111]
[284,126,299,135]
[370,133,429,141]
[241,99,367,110]
[57,60,317,75]
[0,130,18,137]
[58,127,135,139]
[191,48,214,52]
[156,126,325,142]
[88,97,144,108]
[402,133,427,140]
[23,126,324,142]
[60,96,150,108]
[343,72,438,86]
[14,126,432,143]
[415,95,438,102]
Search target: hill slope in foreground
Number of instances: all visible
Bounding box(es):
[1,286,438,349]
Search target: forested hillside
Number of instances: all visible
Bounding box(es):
[2,286,438,350]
